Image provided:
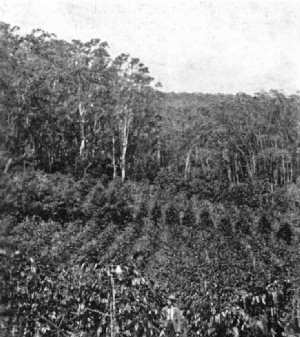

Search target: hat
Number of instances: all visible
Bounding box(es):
[168,294,176,301]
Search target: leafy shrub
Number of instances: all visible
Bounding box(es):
[2,252,165,337]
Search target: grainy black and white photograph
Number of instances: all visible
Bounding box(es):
[0,0,300,336]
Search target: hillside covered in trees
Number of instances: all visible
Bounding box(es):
[1,22,300,337]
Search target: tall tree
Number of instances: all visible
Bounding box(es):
[110,54,154,182]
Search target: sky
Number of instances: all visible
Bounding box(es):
[1,0,300,94]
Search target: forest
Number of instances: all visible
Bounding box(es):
[1,22,300,337]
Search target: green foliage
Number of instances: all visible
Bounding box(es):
[165,204,180,227]
[199,207,214,230]
[82,180,134,228]
[0,171,89,222]
[181,203,196,228]
[135,201,149,226]
[151,202,162,227]
[258,214,272,238]
[277,223,292,245]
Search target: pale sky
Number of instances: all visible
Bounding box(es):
[1,0,300,94]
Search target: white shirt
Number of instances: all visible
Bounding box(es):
[167,307,174,320]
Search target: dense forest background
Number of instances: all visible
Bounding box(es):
[1,22,300,337]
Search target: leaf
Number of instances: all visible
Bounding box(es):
[97,326,102,336]
[125,303,131,313]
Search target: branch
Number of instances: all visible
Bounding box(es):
[85,307,124,318]
[58,315,65,328]
[38,315,69,337]
[85,307,110,317]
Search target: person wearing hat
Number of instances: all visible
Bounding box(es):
[160,295,184,337]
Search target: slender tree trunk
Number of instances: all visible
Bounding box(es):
[206,158,210,170]
[79,102,86,157]
[282,155,286,185]
[252,153,256,175]
[234,153,239,183]
[84,162,92,177]
[222,149,231,183]
[110,272,116,337]
[292,288,300,332]
[184,149,192,180]
[227,164,232,183]
[120,113,131,183]
[200,155,204,172]
[48,151,53,173]
[121,124,127,182]
[4,158,12,174]
[157,139,161,166]
[246,161,254,184]
[112,136,117,180]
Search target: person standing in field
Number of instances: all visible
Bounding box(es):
[160,295,184,337]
